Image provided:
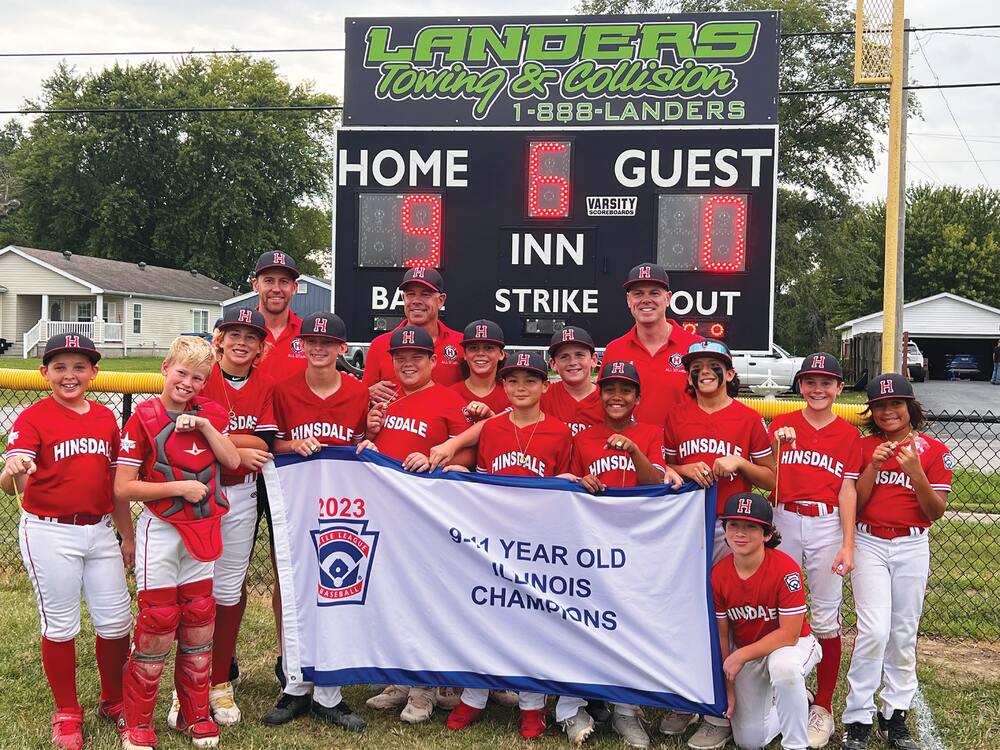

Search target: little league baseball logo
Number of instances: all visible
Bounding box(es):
[783,572,802,593]
[312,519,380,606]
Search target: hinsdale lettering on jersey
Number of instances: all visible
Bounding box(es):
[384,415,428,438]
[588,455,635,476]
[875,470,915,490]
[780,449,845,478]
[678,438,742,459]
[229,415,260,432]
[726,604,779,622]
[53,437,113,462]
[492,451,546,476]
[291,422,358,442]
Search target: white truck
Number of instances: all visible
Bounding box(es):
[731,344,804,390]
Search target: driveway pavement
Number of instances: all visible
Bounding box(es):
[914,380,999,415]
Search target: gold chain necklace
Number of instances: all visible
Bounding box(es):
[511,414,542,470]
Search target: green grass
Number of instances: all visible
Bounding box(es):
[0,357,164,372]
[949,468,1000,514]
[0,577,995,749]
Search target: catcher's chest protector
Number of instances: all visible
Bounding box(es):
[135,397,229,562]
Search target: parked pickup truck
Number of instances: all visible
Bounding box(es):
[731,344,804,390]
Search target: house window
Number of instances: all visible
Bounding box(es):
[192,309,210,333]
[103,302,119,323]
[74,301,93,322]
[297,282,307,294]
[132,303,142,334]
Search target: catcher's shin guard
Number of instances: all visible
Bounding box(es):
[123,588,180,742]
[175,579,216,728]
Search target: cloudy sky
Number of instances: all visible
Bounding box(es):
[3,0,999,200]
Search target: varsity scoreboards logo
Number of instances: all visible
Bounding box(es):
[345,14,779,127]
[312,520,380,606]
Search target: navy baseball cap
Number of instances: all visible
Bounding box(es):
[548,326,596,358]
[389,325,435,354]
[867,372,915,404]
[682,339,733,369]
[597,360,641,389]
[462,319,505,347]
[719,492,773,527]
[217,307,267,338]
[623,263,670,290]
[399,267,444,294]
[42,333,101,365]
[300,312,347,342]
[254,250,300,279]
[796,352,844,382]
[499,352,549,379]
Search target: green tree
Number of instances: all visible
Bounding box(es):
[0,120,26,244]
[8,56,336,290]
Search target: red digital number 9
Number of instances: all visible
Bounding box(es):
[527,141,571,218]
[700,195,747,272]
[401,194,442,269]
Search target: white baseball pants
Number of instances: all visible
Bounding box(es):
[843,530,929,724]
[135,509,213,591]
[774,506,844,636]
[213,478,258,606]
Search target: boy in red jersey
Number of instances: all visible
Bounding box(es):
[2,334,132,750]
[446,351,571,739]
[661,339,774,747]
[450,319,509,421]
[264,311,368,732]
[842,374,951,750]
[542,326,603,436]
[200,307,277,727]
[713,492,820,750]
[359,325,472,722]
[115,335,240,750]
[769,353,860,748]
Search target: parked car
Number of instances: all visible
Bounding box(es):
[905,340,926,382]
[945,354,980,379]
[345,344,366,371]
[731,344,804,390]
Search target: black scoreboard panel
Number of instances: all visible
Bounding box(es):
[334,127,777,352]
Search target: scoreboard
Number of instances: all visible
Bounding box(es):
[335,13,779,352]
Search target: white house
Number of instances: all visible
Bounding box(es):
[0,245,235,358]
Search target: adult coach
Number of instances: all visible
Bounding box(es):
[251,250,307,382]
[362,267,465,401]
[602,263,702,427]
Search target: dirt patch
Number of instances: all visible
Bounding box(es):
[918,637,1000,682]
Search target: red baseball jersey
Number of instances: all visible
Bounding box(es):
[4,397,120,517]
[255,309,307,383]
[202,364,277,485]
[273,371,368,448]
[712,548,811,649]
[540,381,604,436]
[373,383,469,461]
[768,411,862,506]
[362,321,464,389]
[663,399,772,513]
[571,422,665,487]
[858,432,953,530]
[118,397,230,477]
[477,414,573,478]
[450,380,511,422]
[601,320,703,428]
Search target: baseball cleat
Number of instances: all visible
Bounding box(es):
[120,724,157,750]
[807,704,835,747]
[491,690,521,707]
[166,690,181,730]
[560,707,595,745]
[877,710,919,750]
[51,708,84,750]
[173,714,220,748]
[436,687,463,710]
[209,682,241,726]
[447,701,482,730]
[366,684,409,710]
[262,692,312,725]
[311,700,367,731]
[686,719,732,750]
[659,710,698,736]
[612,710,651,749]
[586,699,612,723]
[400,686,436,723]
[520,707,548,739]
[98,700,124,725]
[841,721,872,750]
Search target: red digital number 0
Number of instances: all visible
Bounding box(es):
[401,194,441,269]
[527,141,570,218]
[700,195,747,272]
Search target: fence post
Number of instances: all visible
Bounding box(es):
[123,393,133,424]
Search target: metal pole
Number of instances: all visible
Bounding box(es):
[893,18,910,374]
[881,0,906,373]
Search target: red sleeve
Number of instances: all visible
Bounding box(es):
[844,426,863,480]
[662,414,678,459]
[570,434,585,476]
[353,381,369,443]
[776,557,808,618]
[644,429,666,470]
[118,413,149,468]
[749,415,772,461]
[361,336,388,388]
[711,566,728,619]
[272,388,291,440]
[4,408,41,461]
[925,442,954,493]
[109,413,121,466]
[443,392,471,439]
[554,428,573,475]
[256,382,277,434]
[204,402,230,435]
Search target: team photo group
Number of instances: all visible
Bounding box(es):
[1,250,953,750]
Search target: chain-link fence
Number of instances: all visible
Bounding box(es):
[1,374,997,640]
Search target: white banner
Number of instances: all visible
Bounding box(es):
[264,447,725,715]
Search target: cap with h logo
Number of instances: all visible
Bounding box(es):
[499,351,549,379]
[681,338,733,369]
[218,307,267,337]
[389,325,435,354]
[42,333,101,365]
[795,352,844,382]
[597,360,641,388]
[547,325,596,358]
[623,263,670,290]
[866,372,914,404]
[254,250,300,279]
[300,312,347,342]
[399,267,445,294]
[462,319,505,347]
[719,492,773,526]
